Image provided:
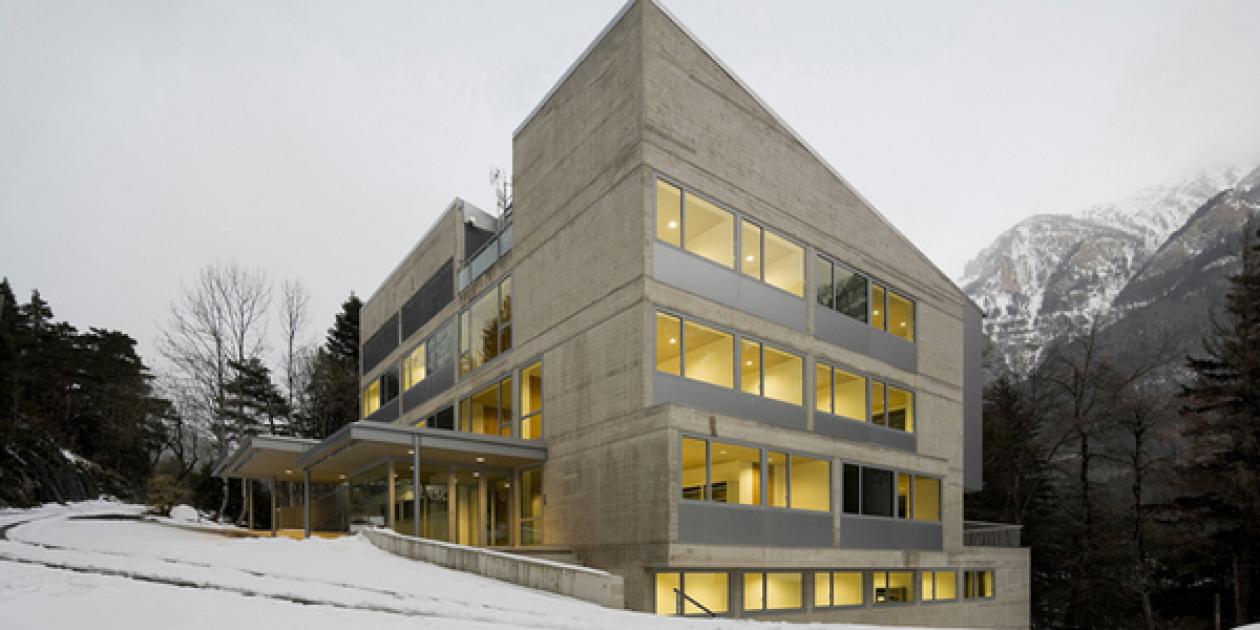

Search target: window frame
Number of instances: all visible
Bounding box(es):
[742,571,804,612]
[655,571,731,616]
[840,462,942,522]
[813,251,917,343]
[679,433,831,513]
[519,359,543,440]
[458,275,513,377]
[963,569,997,600]
[653,175,806,301]
[871,570,916,606]
[920,569,959,603]
[812,570,866,609]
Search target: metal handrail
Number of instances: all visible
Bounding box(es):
[674,588,716,618]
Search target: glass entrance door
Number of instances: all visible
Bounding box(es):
[454,472,481,546]
[485,472,511,547]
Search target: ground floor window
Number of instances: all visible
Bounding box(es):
[742,572,803,611]
[655,572,730,616]
[873,570,915,604]
[814,571,864,608]
[921,570,958,602]
[964,570,995,599]
[519,466,543,545]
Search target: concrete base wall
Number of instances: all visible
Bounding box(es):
[362,528,625,609]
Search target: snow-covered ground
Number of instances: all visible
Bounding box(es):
[0,501,938,630]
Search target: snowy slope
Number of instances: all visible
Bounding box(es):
[0,502,947,630]
[961,165,1251,376]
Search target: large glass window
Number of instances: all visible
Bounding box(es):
[871,284,887,331]
[741,222,762,279]
[520,361,543,440]
[763,229,804,297]
[888,386,914,432]
[656,181,682,247]
[740,340,762,396]
[683,321,733,388]
[861,467,894,517]
[362,380,381,418]
[815,364,832,414]
[520,467,542,545]
[403,342,427,389]
[656,313,682,376]
[710,441,760,505]
[834,266,869,321]
[762,345,802,405]
[459,277,512,376]
[874,571,915,604]
[685,194,734,268]
[767,451,787,508]
[745,572,802,611]
[897,473,912,519]
[791,456,830,512]
[842,464,861,514]
[427,320,453,375]
[871,381,886,426]
[922,570,957,602]
[914,477,941,521]
[888,291,914,341]
[836,369,866,420]
[655,572,730,616]
[813,256,834,310]
[460,377,511,437]
[815,571,864,608]
[964,570,995,599]
[681,437,708,501]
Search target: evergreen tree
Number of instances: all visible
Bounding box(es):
[1177,227,1260,626]
[298,294,360,439]
[222,357,289,437]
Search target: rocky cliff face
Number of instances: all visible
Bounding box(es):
[961,165,1257,376]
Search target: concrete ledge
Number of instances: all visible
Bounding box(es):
[361,528,625,609]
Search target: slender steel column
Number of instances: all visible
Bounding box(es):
[270,477,277,536]
[247,479,255,530]
[412,438,421,538]
[386,460,396,531]
[303,470,311,539]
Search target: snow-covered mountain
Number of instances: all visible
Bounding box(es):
[961,165,1257,376]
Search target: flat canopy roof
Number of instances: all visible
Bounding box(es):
[298,423,548,480]
[213,435,322,483]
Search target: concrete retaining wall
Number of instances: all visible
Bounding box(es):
[361,528,625,609]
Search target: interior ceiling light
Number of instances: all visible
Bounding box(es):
[284,469,293,475]
[667,221,678,229]
[475,456,485,463]
[407,449,414,455]
[668,337,677,344]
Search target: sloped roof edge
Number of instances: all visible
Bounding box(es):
[512,0,977,309]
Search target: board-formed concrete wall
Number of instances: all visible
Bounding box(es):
[362,528,625,609]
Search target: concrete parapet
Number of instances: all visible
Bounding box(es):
[361,528,625,609]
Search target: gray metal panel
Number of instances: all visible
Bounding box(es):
[654,373,806,431]
[678,501,834,547]
[814,412,916,453]
[815,307,917,372]
[401,258,454,339]
[362,313,400,373]
[365,397,400,424]
[839,515,943,551]
[963,302,984,491]
[652,242,807,332]
[402,364,455,413]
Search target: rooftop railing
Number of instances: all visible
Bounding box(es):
[963,520,1023,547]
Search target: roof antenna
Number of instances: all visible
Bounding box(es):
[490,167,512,215]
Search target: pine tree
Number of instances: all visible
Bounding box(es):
[1177,227,1260,626]
[222,358,289,438]
[298,294,360,439]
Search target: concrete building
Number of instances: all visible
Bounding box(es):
[216,1,1030,626]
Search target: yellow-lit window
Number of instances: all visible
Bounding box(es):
[888,291,914,342]
[744,572,764,611]
[681,437,708,500]
[764,229,804,297]
[766,572,802,609]
[499,376,513,437]
[521,361,542,440]
[463,383,504,436]
[741,222,762,279]
[791,456,830,512]
[740,340,761,395]
[833,572,863,606]
[458,311,471,375]
[964,570,995,599]
[835,369,866,420]
[684,321,733,389]
[762,345,802,405]
[683,572,729,614]
[914,477,941,521]
[710,442,760,505]
[655,572,680,615]
[767,451,787,508]
[935,571,957,601]
[871,381,886,425]
[656,313,682,376]
[816,572,863,607]
[404,343,426,389]
[897,473,912,519]
[656,181,682,247]
[984,570,994,598]
[468,288,499,370]
[684,194,734,268]
[871,284,887,331]
[888,386,914,432]
[874,570,914,604]
[362,380,380,418]
[815,364,833,414]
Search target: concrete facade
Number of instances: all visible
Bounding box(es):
[344,1,1029,627]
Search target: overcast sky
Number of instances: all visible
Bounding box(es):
[3,0,1259,367]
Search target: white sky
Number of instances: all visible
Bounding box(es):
[2,0,1259,366]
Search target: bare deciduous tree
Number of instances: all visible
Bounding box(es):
[278,278,311,431]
